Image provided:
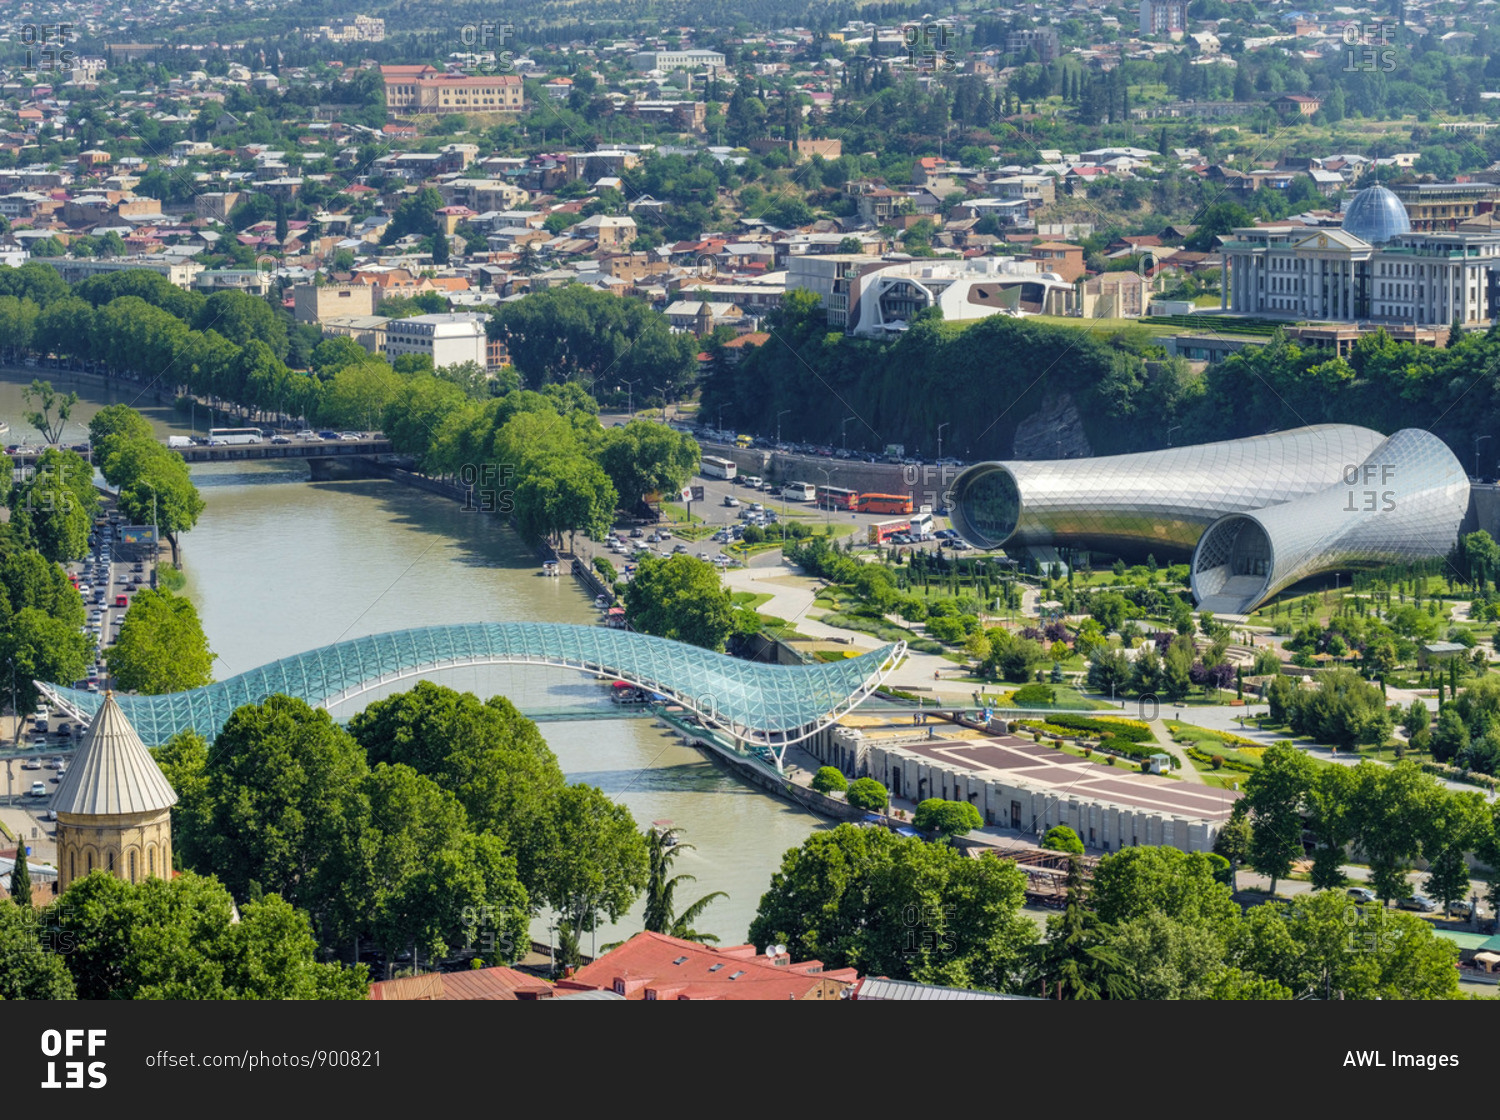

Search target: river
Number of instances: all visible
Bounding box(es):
[0,370,823,947]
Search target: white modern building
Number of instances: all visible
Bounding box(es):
[384,313,489,368]
[789,255,1074,336]
[1219,185,1500,326]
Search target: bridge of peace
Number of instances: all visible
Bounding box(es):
[37,622,906,775]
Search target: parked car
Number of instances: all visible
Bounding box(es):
[723,496,740,507]
[28,781,46,797]
[1448,900,1475,919]
[21,758,41,770]
[1347,887,1377,904]
[271,435,292,444]
[1397,894,1438,912]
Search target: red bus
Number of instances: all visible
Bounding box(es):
[859,493,914,515]
[867,518,910,544]
[816,485,860,511]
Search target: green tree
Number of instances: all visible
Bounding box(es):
[533,784,649,967]
[913,798,983,842]
[104,589,215,694]
[54,871,367,999]
[333,762,530,971]
[21,379,78,444]
[1037,857,1136,1000]
[599,421,701,512]
[190,696,369,922]
[0,898,75,999]
[347,682,564,896]
[624,554,734,651]
[11,447,95,562]
[845,777,889,812]
[9,836,31,908]
[748,825,1035,990]
[88,403,156,463]
[1041,825,1085,855]
[811,766,848,794]
[1088,845,1240,930]
[106,439,206,568]
[1241,741,1315,895]
[642,825,726,943]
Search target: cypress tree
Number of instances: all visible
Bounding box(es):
[10,840,31,909]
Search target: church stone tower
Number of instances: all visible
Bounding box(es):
[53,691,178,891]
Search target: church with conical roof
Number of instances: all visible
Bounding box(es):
[53,690,178,890]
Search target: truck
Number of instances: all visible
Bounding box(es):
[167,436,194,449]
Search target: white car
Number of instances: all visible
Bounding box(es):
[28,781,46,797]
[296,430,322,441]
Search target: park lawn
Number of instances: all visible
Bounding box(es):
[731,591,774,611]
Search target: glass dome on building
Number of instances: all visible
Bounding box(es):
[1341,184,1411,244]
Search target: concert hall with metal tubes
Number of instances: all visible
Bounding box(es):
[948,425,1470,616]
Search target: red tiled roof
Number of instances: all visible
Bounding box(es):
[562,932,857,1001]
[370,966,552,1001]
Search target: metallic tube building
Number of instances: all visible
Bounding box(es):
[1191,429,1469,615]
[949,424,1386,558]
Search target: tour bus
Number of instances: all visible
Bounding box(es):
[867,518,911,544]
[860,493,914,515]
[816,485,860,511]
[910,510,935,539]
[700,455,738,481]
[207,427,264,447]
[783,482,817,502]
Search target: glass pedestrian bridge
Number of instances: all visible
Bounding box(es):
[37,623,905,772]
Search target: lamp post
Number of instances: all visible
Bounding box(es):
[1475,434,1491,482]
[1167,425,1181,447]
[777,409,790,449]
[717,405,726,433]
[818,465,833,529]
[841,415,855,453]
[617,378,636,420]
[937,422,949,462]
[654,384,671,423]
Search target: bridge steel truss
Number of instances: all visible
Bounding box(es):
[38,622,905,773]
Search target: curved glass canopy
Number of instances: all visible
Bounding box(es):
[38,623,904,768]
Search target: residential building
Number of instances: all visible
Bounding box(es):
[47,257,203,289]
[194,270,274,296]
[321,315,389,355]
[293,282,379,324]
[1271,93,1322,117]
[1139,0,1188,35]
[384,312,489,368]
[1005,28,1060,64]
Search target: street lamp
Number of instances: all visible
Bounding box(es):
[1475,435,1492,482]
[653,384,671,423]
[617,378,636,420]
[937,422,949,462]
[841,414,856,453]
[1167,425,1181,447]
[777,409,791,448]
[818,466,833,529]
[717,405,726,433]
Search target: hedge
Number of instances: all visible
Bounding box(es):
[1186,746,1258,774]
[1040,714,1156,743]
